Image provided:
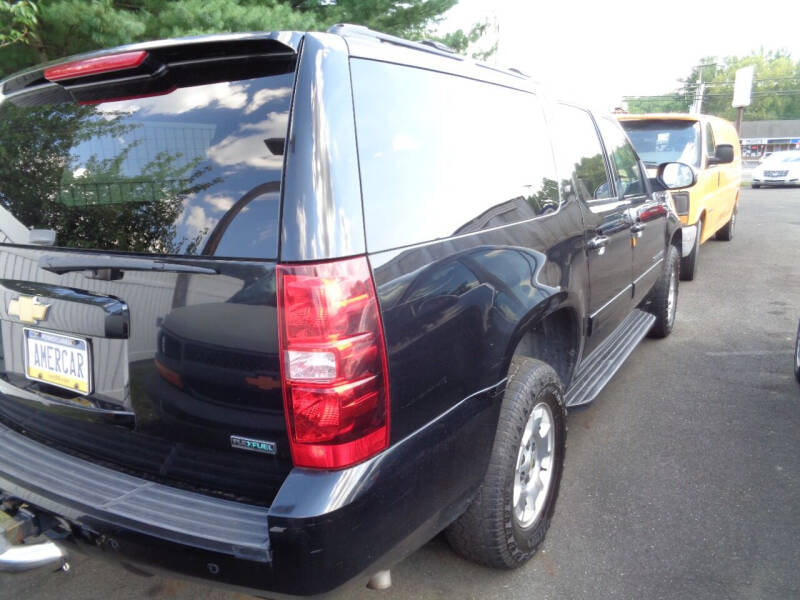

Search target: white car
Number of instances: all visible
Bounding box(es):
[752,150,800,188]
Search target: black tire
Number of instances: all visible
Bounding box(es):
[445,357,566,569]
[680,217,701,281]
[752,184,761,189]
[647,245,679,338]
[794,320,800,384]
[716,202,737,241]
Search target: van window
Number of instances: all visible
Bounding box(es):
[0,72,294,258]
[621,119,701,168]
[598,118,645,198]
[553,104,613,201]
[350,60,559,253]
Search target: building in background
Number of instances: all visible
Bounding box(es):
[740,120,800,161]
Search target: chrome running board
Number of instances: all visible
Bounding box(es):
[566,309,655,408]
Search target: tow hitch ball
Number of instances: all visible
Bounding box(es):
[0,498,70,574]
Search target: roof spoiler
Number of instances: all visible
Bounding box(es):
[1,32,302,102]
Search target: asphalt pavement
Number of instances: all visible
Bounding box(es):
[2,187,799,600]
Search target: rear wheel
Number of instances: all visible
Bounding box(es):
[716,202,737,241]
[680,217,702,281]
[647,245,680,338]
[752,184,761,189]
[445,357,566,568]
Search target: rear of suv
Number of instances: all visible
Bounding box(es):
[0,26,686,596]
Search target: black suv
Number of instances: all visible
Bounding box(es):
[0,26,690,596]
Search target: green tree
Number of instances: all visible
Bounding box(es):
[626,94,692,114]
[436,21,496,59]
[699,51,800,121]
[296,0,458,39]
[0,1,38,49]
[627,50,800,120]
[0,0,489,78]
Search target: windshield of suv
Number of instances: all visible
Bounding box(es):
[621,120,701,168]
[0,70,293,258]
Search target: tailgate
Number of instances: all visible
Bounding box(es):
[0,36,299,505]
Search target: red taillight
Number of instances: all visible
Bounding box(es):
[277,256,390,469]
[44,51,149,82]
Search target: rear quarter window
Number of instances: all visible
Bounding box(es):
[350,60,559,253]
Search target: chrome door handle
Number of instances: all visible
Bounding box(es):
[587,235,609,250]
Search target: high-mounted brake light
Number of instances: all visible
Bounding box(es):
[277,256,390,470]
[44,51,149,82]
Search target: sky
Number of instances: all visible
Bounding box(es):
[438,0,800,111]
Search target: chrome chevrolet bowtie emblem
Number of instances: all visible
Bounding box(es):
[8,296,51,325]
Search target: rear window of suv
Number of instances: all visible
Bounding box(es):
[0,71,294,258]
[351,59,559,253]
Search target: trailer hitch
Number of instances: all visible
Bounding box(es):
[0,497,70,574]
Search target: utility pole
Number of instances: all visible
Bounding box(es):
[691,79,705,114]
[690,62,717,114]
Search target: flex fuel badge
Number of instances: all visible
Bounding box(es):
[230,435,277,455]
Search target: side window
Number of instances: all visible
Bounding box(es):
[351,59,559,253]
[597,118,645,198]
[553,104,613,201]
[705,122,716,158]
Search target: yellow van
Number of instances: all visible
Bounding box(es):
[618,114,741,280]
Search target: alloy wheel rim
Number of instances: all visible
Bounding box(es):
[513,402,555,529]
[667,265,677,326]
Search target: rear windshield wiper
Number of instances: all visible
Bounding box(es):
[39,255,218,280]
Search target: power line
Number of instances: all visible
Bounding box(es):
[630,77,800,98]
[689,76,800,85]
[693,79,800,88]
[625,89,800,100]
[700,90,800,97]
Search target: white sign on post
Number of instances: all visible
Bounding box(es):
[732,66,754,108]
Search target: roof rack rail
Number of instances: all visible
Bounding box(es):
[419,40,456,54]
[327,24,462,61]
[475,62,529,81]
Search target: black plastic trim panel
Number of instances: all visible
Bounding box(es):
[0,421,270,562]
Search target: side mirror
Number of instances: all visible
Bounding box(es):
[657,162,696,190]
[708,144,734,165]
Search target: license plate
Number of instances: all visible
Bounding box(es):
[23,328,91,395]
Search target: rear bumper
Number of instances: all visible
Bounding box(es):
[0,379,503,595]
[0,422,271,560]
